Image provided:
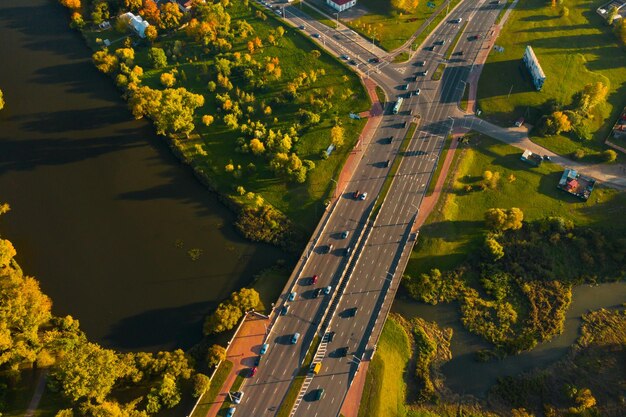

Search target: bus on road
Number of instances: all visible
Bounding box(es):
[392,97,403,114]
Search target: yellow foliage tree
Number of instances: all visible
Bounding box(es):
[60,0,81,10]
[160,72,176,87]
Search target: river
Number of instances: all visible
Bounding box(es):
[0,0,284,351]
[392,281,626,396]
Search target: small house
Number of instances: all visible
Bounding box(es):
[120,12,149,38]
[557,168,596,200]
[327,0,357,12]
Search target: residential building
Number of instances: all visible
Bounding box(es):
[326,0,357,12]
[120,12,149,38]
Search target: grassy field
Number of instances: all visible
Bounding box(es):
[406,133,626,278]
[357,317,411,417]
[96,0,370,235]
[346,0,444,51]
[476,0,626,157]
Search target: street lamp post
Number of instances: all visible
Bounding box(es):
[448,116,455,136]
[335,12,340,29]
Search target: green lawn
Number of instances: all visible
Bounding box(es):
[97,0,370,235]
[357,317,411,417]
[345,0,444,51]
[431,63,445,81]
[476,0,626,158]
[191,360,234,417]
[406,133,626,278]
[425,136,453,196]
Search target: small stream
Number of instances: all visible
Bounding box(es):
[391,281,626,396]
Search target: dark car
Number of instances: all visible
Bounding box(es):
[384,160,390,168]
[280,304,289,315]
[385,136,393,144]
[338,346,348,357]
[435,39,446,45]
[368,57,380,63]
[326,331,335,343]
[313,288,323,298]
[312,33,320,38]
[313,388,325,401]
[250,366,258,376]
[346,307,358,317]
[349,59,357,66]
[453,51,464,56]
[416,60,426,66]
[253,356,261,366]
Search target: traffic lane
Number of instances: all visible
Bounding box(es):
[240,112,410,413]
[299,133,441,417]
[299,135,441,416]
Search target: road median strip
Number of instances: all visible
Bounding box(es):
[425,135,453,197]
[431,63,446,81]
[372,122,418,216]
[444,21,468,60]
[275,335,320,417]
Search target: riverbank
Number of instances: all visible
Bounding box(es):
[0,0,284,351]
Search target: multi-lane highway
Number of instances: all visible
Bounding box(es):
[232,1,506,416]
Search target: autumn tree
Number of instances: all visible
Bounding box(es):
[148,47,167,69]
[59,0,81,10]
[160,72,176,87]
[330,125,345,147]
[484,208,524,231]
[92,50,118,74]
[159,1,183,30]
[0,89,4,111]
[128,86,204,135]
[575,82,609,114]
[206,344,226,367]
[145,25,158,42]
[123,0,143,11]
[0,239,17,268]
[52,342,126,403]
[115,47,135,66]
[602,149,617,162]
[250,138,265,155]
[203,302,243,334]
[140,0,161,26]
[606,6,619,25]
[230,288,260,312]
[202,114,215,126]
[391,0,419,13]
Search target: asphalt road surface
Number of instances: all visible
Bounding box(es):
[234,1,505,416]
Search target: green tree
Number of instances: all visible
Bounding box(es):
[91,0,109,25]
[160,72,176,87]
[123,0,142,11]
[484,236,504,261]
[206,344,226,367]
[148,47,167,69]
[203,303,243,335]
[546,111,572,135]
[192,373,211,397]
[52,342,126,403]
[202,114,215,127]
[575,82,609,114]
[484,208,507,230]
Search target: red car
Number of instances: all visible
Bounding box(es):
[311,274,318,285]
[250,366,257,377]
[353,190,360,199]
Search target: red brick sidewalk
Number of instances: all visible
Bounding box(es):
[464,25,500,115]
[336,78,384,198]
[204,314,269,417]
[339,361,369,417]
[416,136,460,229]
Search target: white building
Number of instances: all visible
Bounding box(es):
[522,45,546,91]
[326,0,357,12]
[120,12,149,38]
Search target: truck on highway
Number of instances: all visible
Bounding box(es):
[392,97,404,114]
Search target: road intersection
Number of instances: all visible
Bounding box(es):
[230,1,507,416]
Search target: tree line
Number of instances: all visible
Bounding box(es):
[0,204,213,416]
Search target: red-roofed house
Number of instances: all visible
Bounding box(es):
[327,0,357,12]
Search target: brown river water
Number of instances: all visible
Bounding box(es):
[0,0,283,351]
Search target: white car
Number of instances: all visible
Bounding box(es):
[359,192,368,200]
